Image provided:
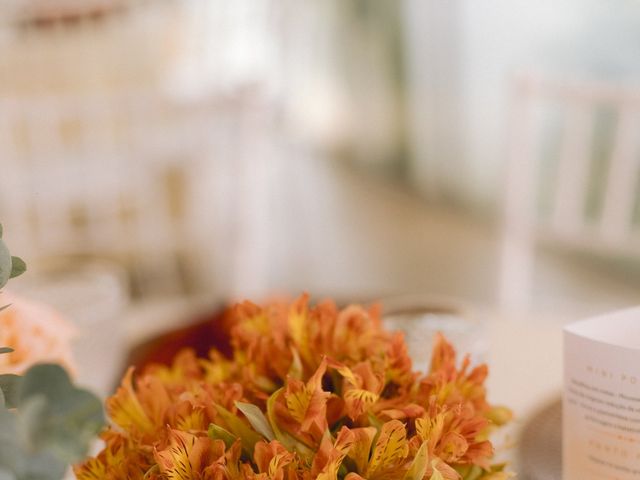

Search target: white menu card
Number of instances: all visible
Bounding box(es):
[564,307,640,479]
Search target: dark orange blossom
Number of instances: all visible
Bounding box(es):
[76,294,512,480]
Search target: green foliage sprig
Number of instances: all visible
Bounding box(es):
[0,224,26,290]
[0,365,105,480]
[0,223,105,480]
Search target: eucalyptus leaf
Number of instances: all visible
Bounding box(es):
[19,396,48,450]
[17,395,71,479]
[0,225,25,287]
[9,258,25,280]
[0,238,11,288]
[0,379,83,480]
[235,402,275,441]
[0,408,21,475]
[0,375,22,409]
[20,452,66,480]
[18,364,105,464]
[3,401,66,480]
[0,468,16,480]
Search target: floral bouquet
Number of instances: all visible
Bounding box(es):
[78,295,512,480]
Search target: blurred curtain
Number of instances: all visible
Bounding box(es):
[333,1,405,173]
[279,0,404,175]
[402,0,465,203]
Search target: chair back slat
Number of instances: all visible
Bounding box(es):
[503,78,543,234]
[551,99,593,236]
[599,107,640,243]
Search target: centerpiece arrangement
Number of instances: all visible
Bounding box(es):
[77,295,512,480]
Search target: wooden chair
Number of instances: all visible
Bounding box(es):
[499,71,640,311]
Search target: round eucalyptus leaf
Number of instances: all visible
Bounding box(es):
[0,408,20,476]
[0,239,11,288]
[19,365,105,464]
[0,467,16,480]
[20,451,66,480]
[0,398,68,480]
[0,375,22,409]
[9,257,25,280]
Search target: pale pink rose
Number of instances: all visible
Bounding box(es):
[0,291,76,375]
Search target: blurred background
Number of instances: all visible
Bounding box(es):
[4,2,640,475]
[3,0,640,323]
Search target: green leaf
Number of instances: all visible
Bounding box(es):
[475,463,511,480]
[20,395,48,447]
[456,465,484,480]
[18,364,105,463]
[235,402,275,441]
[0,239,11,288]
[0,408,21,475]
[367,412,384,430]
[0,375,22,409]
[267,388,290,446]
[0,348,13,355]
[9,257,25,279]
[5,400,67,479]
[0,468,16,480]
[213,405,262,457]
[403,441,428,480]
[265,388,313,459]
[0,400,67,480]
[0,224,26,286]
[21,452,66,480]
[208,423,238,449]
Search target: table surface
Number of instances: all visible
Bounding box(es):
[484,315,564,471]
[486,315,563,422]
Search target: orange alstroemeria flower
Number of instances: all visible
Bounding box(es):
[154,429,226,480]
[78,295,512,480]
[272,358,331,447]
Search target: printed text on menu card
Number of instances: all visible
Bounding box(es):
[564,308,640,479]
